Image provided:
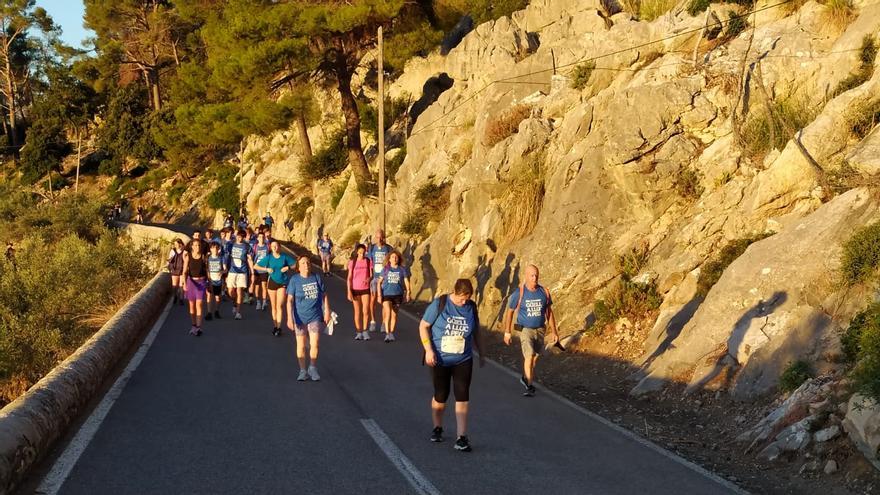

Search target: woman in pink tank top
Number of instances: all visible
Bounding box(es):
[347,244,373,340]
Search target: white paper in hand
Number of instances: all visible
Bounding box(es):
[325,311,339,335]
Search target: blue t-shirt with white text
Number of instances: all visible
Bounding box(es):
[368,244,392,274]
[508,285,552,328]
[207,256,226,286]
[421,297,477,367]
[317,239,333,254]
[228,242,251,274]
[252,243,270,266]
[380,266,408,296]
[287,273,326,325]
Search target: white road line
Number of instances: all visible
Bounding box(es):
[36,300,173,495]
[360,419,442,495]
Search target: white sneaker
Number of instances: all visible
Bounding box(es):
[308,366,321,381]
[354,332,363,340]
[262,300,268,311]
[297,369,308,381]
[388,333,396,342]
[384,334,391,343]
[368,321,377,332]
[362,331,371,341]
[234,312,242,320]
[254,300,261,311]
[380,323,386,333]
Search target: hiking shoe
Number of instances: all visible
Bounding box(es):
[519,376,530,391]
[454,436,472,452]
[430,427,443,443]
[297,370,308,381]
[523,385,536,397]
[308,366,321,381]
[214,310,222,319]
[234,312,242,320]
[362,331,371,341]
[368,321,377,332]
[354,332,363,340]
[205,313,213,321]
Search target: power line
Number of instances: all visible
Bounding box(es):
[410,0,794,136]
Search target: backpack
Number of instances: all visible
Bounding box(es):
[504,283,551,332]
[168,249,184,273]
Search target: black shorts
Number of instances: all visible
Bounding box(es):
[352,288,370,297]
[431,359,473,403]
[382,295,403,307]
[268,279,286,291]
[254,272,268,284]
[209,284,223,296]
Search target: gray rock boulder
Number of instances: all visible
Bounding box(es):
[843,393,880,471]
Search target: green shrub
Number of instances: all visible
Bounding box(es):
[616,243,651,280]
[697,233,773,297]
[301,129,348,182]
[779,360,813,393]
[288,196,313,223]
[0,193,151,406]
[166,182,186,204]
[330,175,349,210]
[358,95,411,139]
[741,96,816,159]
[725,12,748,39]
[841,222,880,286]
[842,305,880,363]
[594,278,663,326]
[675,167,704,200]
[400,209,428,236]
[483,104,531,147]
[570,61,596,90]
[686,0,710,16]
[206,165,240,215]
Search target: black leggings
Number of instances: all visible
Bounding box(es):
[431,359,473,403]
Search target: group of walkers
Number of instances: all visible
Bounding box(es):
[166,219,560,453]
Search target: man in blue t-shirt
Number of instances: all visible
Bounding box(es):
[367,229,393,333]
[226,229,254,320]
[264,212,274,228]
[317,233,334,276]
[502,265,559,397]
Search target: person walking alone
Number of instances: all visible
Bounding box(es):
[420,279,484,452]
[502,265,559,397]
[287,255,331,381]
[317,233,333,276]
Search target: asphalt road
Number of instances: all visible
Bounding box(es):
[44,262,743,494]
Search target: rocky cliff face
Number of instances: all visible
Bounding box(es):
[236,0,880,400]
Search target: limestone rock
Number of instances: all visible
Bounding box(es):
[824,460,839,475]
[814,425,841,443]
[848,127,880,175]
[843,393,880,471]
[737,377,828,450]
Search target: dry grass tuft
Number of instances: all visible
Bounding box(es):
[484,104,532,147]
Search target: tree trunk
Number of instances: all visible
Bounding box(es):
[294,113,312,160]
[4,54,17,149]
[148,67,161,111]
[75,127,82,193]
[335,65,371,188]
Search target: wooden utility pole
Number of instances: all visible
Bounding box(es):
[377,26,385,232]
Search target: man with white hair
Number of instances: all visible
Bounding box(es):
[502,265,559,397]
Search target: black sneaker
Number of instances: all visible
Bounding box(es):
[214,310,222,319]
[430,426,443,443]
[196,327,203,337]
[273,328,281,337]
[454,436,472,452]
[519,375,530,391]
[523,385,536,397]
[205,313,213,321]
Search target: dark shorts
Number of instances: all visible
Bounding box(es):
[254,272,268,284]
[209,284,223,296]
[431,359,473,403]
[268,279,286,291]
[170,269,183,277]
[352,288,370,297]
[382,295,403,307]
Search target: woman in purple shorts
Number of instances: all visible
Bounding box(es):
[182,237,208,336]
